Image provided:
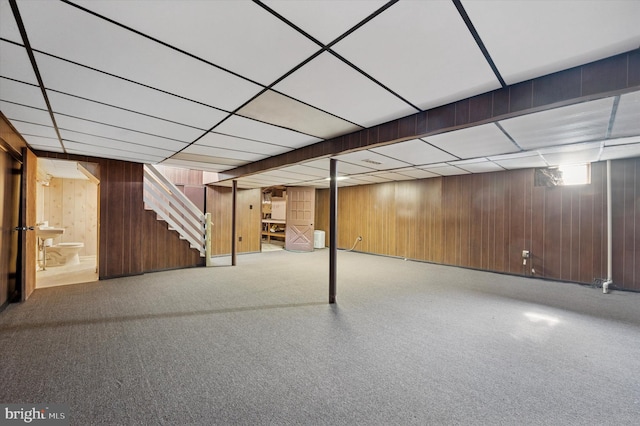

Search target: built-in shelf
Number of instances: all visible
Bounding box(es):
[261,219,285,243]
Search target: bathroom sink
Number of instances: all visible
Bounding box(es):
[36,227,65,238]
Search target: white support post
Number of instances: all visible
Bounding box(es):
[205,212,212,267]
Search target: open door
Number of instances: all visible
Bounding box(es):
[18,147,37,300]
[285,187,315,252]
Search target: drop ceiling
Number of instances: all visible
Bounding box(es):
[1,0,639,189]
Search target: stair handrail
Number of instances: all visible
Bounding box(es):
[143,164,206,256]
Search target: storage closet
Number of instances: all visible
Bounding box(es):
[261,187,286,244]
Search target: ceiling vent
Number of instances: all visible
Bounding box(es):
[362,159,382,165]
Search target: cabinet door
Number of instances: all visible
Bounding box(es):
[285,187,315,252]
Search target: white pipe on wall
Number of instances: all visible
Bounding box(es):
[604,160,613,294]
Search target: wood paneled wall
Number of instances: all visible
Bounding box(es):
[40,177,98,257]
[36,152,204,278]
[155,165,203,186]
[316,159,639,291]
[206,186,261,255]
[612,158,640,289]
[143,209,203,272]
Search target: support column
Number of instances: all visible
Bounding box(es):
[329,159,337,304]
[231,180,237,266]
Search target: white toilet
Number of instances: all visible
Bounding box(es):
[47,242,84,266]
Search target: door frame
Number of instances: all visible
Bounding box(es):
[18,147,37,301]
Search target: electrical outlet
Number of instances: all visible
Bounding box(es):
[238,236,242,242]
[522,250,530,259]
[357,236,362,241]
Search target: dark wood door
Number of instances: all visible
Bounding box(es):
[0,147,21,308]
[285,187,315,252]
[19,147,37,301]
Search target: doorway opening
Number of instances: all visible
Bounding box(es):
[261,186,286,252]
[35,158,100,288]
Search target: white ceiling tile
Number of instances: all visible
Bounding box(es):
[393,168,441,180]
[19,135,61,150]
[499,98,614,150]
[333,0,500,110]
[611,91,640,138]
[278,164,331,178]
[0,100,53,127]
[0,41,38,85]
[181,145,266,163]
[7,121,58,140]
[171,153,245,168]
[449,158,504,173]
[463,0,640,85]
[76,0,319,86]
[198,132,290,156]
[60,129,175,158]
[333,150,411,171]
[302,158,375,176]
[420,164,470,176]
[370,139,457,166]
[238,90,361,139]
[258,170,311,181]
[0,0,20,42]
[35,54,227,131]
[274,52,417,127]
[19,1,262,110]
[39,159,91,181]
[160,159,227,173]
[55,114,188,152]
[0,79,47,110]
[369,171,416,182]
[541,149,602,167]
[350,174,393,184]
[489,152,548,169]
[215,115,321,149]
[425,123,520,159]
[605,136,640,147]
[264,0,387,44]
[47,91,203,143]
[536,141,604,166]
[63,140,165,163]
[600,143,640,161]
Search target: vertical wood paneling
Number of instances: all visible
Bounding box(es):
[543,187,562,279]
[314,159,636,289]
[560,189,573,280]
[206,186,260,255]
[207,186,232,255]
[531,185,545,278]
[40,177,98,256]
[237,188,261,253]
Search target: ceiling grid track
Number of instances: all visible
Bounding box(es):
[452,0,507,88]
[8,0,66,153]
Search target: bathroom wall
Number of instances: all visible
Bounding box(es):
[40,177,98,257]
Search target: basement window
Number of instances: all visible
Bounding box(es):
[535,164,591,187]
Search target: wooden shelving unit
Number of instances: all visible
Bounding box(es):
[261,187,286,244]
[261,219,285,243]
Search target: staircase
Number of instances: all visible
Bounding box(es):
[143,164,208,257]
